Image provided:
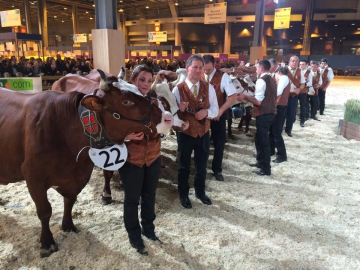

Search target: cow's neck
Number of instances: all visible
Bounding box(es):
[78,104,114,149]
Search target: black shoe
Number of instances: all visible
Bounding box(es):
[286,132,293,137]
[142,230,163,244]
[305,117,309,121]
[228,134,235,140]
[312,117,321,121]
[300,122,305,127]
[272,157,287,163]
[213,172,224,181]
[195,194,212,205]
[249,162,260,168]
[180,196,192,209]
[254,169,271,176]
[129,238,148,255]
[320,112,324,115]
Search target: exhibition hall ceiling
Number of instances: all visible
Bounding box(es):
[0,0,359,24]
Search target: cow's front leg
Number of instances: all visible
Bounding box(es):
[102,170,114,205]
[62,196,77,232]
[26,183,58,257]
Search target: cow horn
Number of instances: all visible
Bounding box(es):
[97,69,109,91]
[118,66,125,80]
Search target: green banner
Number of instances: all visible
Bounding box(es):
[0,79,34,91]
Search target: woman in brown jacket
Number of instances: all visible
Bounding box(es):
[119,65,162,255]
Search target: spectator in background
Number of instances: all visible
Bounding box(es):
[22,61,34,77]
[32,60,44,77]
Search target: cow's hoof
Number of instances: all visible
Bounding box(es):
[101,196,112,205]
[40,244,58,258]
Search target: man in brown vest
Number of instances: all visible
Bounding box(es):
[319,58,334,115]
[269,66,291,163]
[308,60,322,120]
[172,54,219,209]
[299,59,310,127]
[203,54,236,182]
[237,60,277,176]
[284,55,306,137]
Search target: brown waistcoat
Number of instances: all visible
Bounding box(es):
[277,80,291,106]
[320,67,329,89]
[177,81,211,138]
[310,70,321,95]
[126,134,161,167]
[301,70,310,94]
[209,70,226,108]
[288,67,302,97]
[253,75,277,117]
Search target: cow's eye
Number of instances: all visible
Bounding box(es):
[122,100,134,105]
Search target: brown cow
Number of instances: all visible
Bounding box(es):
[0,70,173,257]
[52,68,189,205]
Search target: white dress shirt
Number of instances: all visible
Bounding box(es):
[254,72,271,102]
[172,79,219,119]
[277,75,290,96]
[205,69,237,98]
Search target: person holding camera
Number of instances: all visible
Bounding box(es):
[172,54,219,209]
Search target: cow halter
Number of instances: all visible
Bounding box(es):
[94,89,154,134]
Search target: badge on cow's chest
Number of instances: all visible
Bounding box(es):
[88,144,128,170]
[80,111,103,141]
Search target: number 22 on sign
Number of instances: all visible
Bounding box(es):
[88,144,128,170]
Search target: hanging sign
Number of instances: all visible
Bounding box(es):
[148,31,167,42]
[72,34,88,43]
[274,7,291,29]
[0,9,21,27]
[204,2,227,24]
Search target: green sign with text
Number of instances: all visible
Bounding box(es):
[0,79,33,91]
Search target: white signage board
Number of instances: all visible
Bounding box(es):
[204,2,227,24]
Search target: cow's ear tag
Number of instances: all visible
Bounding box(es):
[88,144,128,170]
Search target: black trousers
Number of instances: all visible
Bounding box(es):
[269,106,287,160]
[318,88,326,114]
[177,132,210,197]
[211,113,227,174]
[284,95,298,134]
[255,114,275,174]
[309,95,320,118]
[298,93,307,123]
[119,157,161,240]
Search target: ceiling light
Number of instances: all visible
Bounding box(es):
[54,16,57,18]
[93,4,95,7]
[62,20,64,22]
[90,17,93,20]
[351,23,355,26]
[64,7,67,10]
[146,6,149,9]
[86,11,89,14]
[251,25,254,28]
[175,2,178,6]
[334,24,338,27]
[119,9,124,12]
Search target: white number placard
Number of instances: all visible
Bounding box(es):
[88,144,128,170]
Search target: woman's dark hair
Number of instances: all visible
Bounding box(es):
[130,65,154,83]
